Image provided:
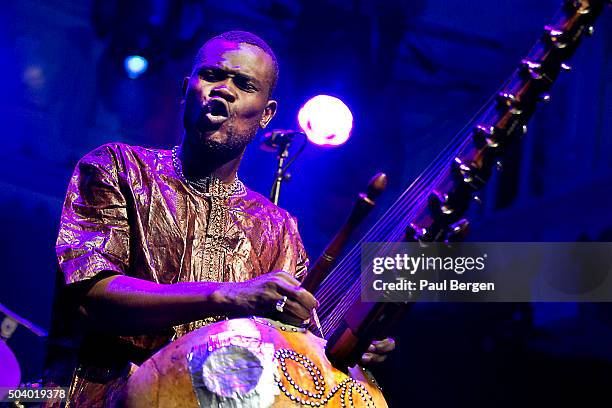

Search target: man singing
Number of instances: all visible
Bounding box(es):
[46,31,393,406]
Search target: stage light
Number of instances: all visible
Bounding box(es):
[123,55,148,79]
[297,95,353,147]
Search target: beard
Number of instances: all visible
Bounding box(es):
[186,116,261,163]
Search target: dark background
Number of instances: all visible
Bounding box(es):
[1,0,611,406]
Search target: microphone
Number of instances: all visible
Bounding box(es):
[260,129,305,152]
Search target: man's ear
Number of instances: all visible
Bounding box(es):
[260,100,277,129]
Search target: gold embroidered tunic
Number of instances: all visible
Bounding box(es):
[50,143,308,407]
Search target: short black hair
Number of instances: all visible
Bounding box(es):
[194,30,279,97]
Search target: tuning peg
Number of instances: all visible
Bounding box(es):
[366,172,388,202]
[431,190,448,202]
[472,195,482,204]
[453,157,487,190]
[544,25,568,49]
[560,62,572,72]
[569,0,592,15]
[446,219,470,242]
[454,157,474,184]
[521,59,543,80]
[544,25,563,37]
[521,124,528,135]
[496,92,525,116]
[497,92,517,107]
[473,125,499,148]
[495,161,503,171]
[539,93,551,103]
[450,219,469,234]
[406,223,428,241]
[521,59,541,70]
[428,190,453,215]
[587,26,595,36]
[563,0,589,13]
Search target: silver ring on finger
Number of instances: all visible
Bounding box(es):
[275,295,288,313]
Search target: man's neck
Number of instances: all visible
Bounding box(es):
[179,140,244,184]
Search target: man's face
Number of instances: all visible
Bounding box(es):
[183,39,277,157]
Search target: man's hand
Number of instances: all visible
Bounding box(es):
[360,338,396,365]
[218,270,318,322]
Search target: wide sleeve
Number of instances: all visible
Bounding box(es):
[270,212,310,281]
[56,144,130,284]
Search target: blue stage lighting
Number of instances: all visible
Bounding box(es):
[124,55,148,79]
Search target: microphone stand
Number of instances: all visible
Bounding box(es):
[270,138,291,205]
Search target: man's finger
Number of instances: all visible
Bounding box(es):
[269,271,319,309]
[272,287,317,323]
[276,281,318,310]
[370,338,396,354]
[361,352,387,365]
[271,270,301,287]
[292,287,319,310]
[281,298,311,321]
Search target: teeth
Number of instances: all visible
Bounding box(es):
[205,112,228,125]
